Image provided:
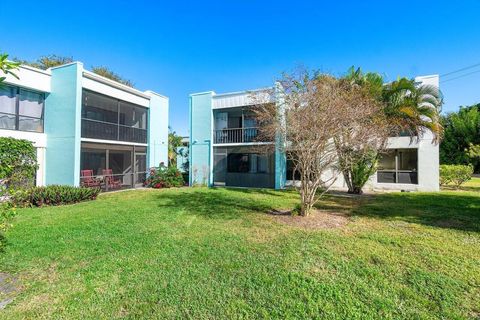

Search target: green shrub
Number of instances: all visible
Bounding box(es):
[145,165,184,189]
[0,137,37,190]
[439,164,473,188]
[0,202,16,232]
[15,185,101,207]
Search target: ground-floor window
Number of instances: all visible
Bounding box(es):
[377,149,418,184]
[286,159,301,181]
[80,142,147,191]
[227,153,269,173]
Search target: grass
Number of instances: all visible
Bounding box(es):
[0,184,479,319]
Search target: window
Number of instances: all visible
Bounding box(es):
[119,101,147,129]
[256,154,268,173]
[377,149,418,184]
[81,89,148,143]
[286,159,301,180]
[82,91,118,123]
[227,153,269,173]
[0,85,44,132]
[228,154,250,173]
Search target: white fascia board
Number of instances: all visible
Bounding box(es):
[212,142,274,147]
[190,91,216,97]
[82,70,151,98]
[213,87,274,98]
[1,65,51,93]
[82,76,150,107]
[81,138,148,147]
[144,90,169,100]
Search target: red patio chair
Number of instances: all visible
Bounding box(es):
[102,169,122,189]
[80,170,101,188]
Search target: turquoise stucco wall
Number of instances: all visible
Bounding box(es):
[189,92,213,186]
[274,82,287,189]
[146,92,169,168]
[44,62,83,186]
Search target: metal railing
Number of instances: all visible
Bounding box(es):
[214,127,260,144]
[81,118,147,143]
[80,171,148,192]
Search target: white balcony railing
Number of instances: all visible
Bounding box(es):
[214,127,259,144]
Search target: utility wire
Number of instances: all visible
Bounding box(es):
[440,69,480,83]
[440,62,480,78]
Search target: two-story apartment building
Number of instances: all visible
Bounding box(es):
[189,75,440,192]
[0,62,168,190]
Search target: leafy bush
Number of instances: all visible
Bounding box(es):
[439,164,473,188]
[0,201,17,250]
[440,104,480,172]
[145,165,184,188]
[0,137,37,190]
[0,202,16,233]
[14,185,100,207]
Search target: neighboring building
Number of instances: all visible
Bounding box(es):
[189,75,440,192]
[176,136,189,173]
[0,62,168,190]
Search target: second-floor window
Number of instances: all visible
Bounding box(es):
[0,85,44,133]
[81,90,148,144]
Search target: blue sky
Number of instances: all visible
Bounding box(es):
[1,0,480,135]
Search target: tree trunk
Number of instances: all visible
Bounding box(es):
[347,186,363,195]
[300,184,316,216]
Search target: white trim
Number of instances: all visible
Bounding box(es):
[18,64,52,76]
[144,90,169,100]
[213,87,273,98]
[190,91,216,97]
[48,61,82,70]
[81,138,148,147]
[213,142,274,147]
[82,70,151,99]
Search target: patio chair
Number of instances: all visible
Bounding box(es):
[102,169,122,190]
[80,170,101,188]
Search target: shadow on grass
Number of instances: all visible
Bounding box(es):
[442,186,480,193]
[325,192,480,232]
[156,187,480,232]
[156,187,292,220]
[0,234,7,253]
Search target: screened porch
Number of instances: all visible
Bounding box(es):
[80,142,147,191]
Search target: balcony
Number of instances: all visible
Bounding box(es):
[82,118,147,144]
[214,127,260,144]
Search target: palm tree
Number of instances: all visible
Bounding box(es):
[382,77,443,142]
[338,67,443,194]
[345,67,443,142]
[168,128,183,167]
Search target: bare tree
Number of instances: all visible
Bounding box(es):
[249,72,345,215]
[252,70,390,215]
[333,78,390,194]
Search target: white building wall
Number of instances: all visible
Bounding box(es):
[1,65,51,93]
[0,66,51,187]
[285,74,441,192]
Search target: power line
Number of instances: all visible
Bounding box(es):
[440,62,480,78]
[440,69,480,83]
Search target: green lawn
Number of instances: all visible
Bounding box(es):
[0,184,479,319]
